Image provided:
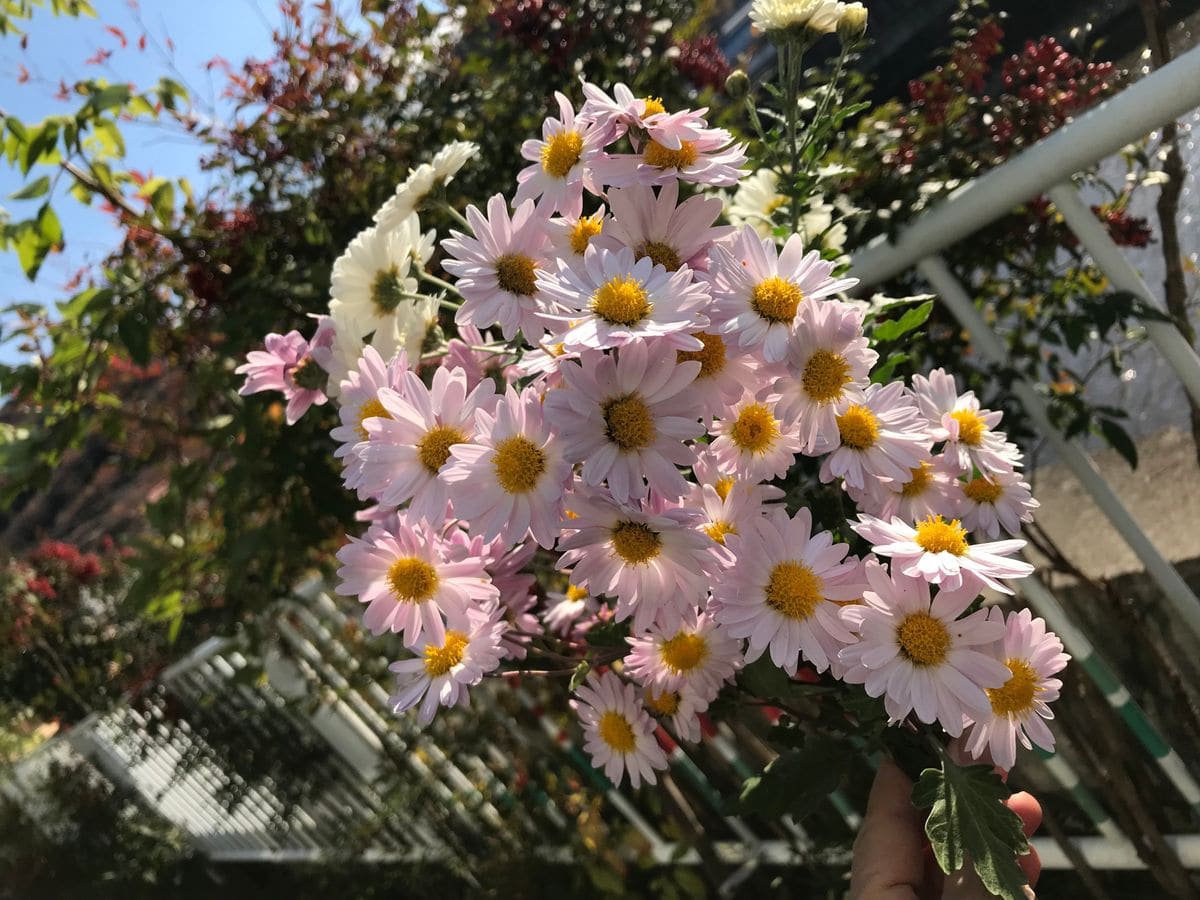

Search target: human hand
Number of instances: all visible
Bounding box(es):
[847,758,1042,899]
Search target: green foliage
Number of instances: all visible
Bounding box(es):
[913,757,1031,900]
[739,733,853,821]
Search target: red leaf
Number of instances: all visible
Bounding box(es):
[85,48,113,66]
[16,64,29,84]
[105,25,128,48]
[138,33,147,50]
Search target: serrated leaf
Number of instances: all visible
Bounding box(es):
[872,299,934,343]
[913,761,1030,900]
[739,735,851,820]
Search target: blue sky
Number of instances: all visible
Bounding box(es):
[0,0,286,363]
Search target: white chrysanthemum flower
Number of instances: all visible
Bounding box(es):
[955,470,1040,538]
[911,368,1023,476]
[329,216,437,356]
[643,685,708,742]
[573,672,668,788]
[626,612,743,702]
[375,140,478,231]
[751,0,847,36]
[313,304,409,400]
[388,605,507,726]
[727,169,787,239]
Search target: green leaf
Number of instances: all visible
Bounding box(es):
[117,311,151,365]
[37,202,62,246]
[1099,418,1138,469]
[9,175,50,200]
[738,655,792,699]
[739,735,851,820]
[872,299,934,343]
[568,660,590,692]
[870,351,909,385]
[90,83,132,113]
[913,760,1030,900]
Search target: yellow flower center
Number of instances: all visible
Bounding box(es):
[541,129,584,178]
[370,264,406,315]
[387,556,439,603]
[660,632,709,673]
[750,276,804,324]
[423,629,469,677]
[611,521,662,564]
[714,475,736,502]
[495,253,538,296]
[703,520,737,545]
[356,396,392,442]
[802,349,852,403]
[592,274,651,325]
[492,435,547,494]
[644,139,698,169]
[730,403,780,454]
[644,689,680,716]
[570,214,604,254]
[914,516,969,556]
[676,332,727,379]
[896,612,951,667]
[836,404,880,450]
[963,476,1004,505]
[951,409,987,446]
[987,658,1041,716]
[566,584,589,602]
[764,561,824,621]
[597,710,638,753]
[641,96,667,117]
[636,240,682,271]
[900,462,934,498]
[417,425,467,475]
[603,393,655,451]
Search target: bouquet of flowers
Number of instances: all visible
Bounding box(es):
[237,4,1066,895]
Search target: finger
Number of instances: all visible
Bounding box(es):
[1007,791,1042,836]
[848,760,926,900]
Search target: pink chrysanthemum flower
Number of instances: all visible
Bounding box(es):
[329,346,411,488]
[441,324,518,391]
[546,206,608,260]
[236,330,328,425]
[443,385,571,548]
[711,507,864,675]
[708,391,804,483]
[482,537,540,660]
[590,111,747,188]
[774,299,878,452]
[573,671,669,788]
[335,515,499,647]
[963,608,1069,770]
[544,343,704,503]
[838,561,1010,735]
[387,605,507,726]
[692,448,786,506]
[851,513,1035,595]
[819,381,931,491]
[539,245,710,353]
[685,481,764,550]
[513,92,605,218]
[598,182,731,273]
[643,685,708,743]
[442,195,553,343]
[556,489,728,633]
[626,612,743,702]
[852,458,960,525]
[543,583,601,638]
[955,470,1040,538]
[356,366,496,518]
[676,331,763,422]
[579,81,659,144]
[911,368,1022,475]
[709,228,858,363]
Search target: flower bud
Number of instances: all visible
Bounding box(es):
[725,69,751,100]
[838,3,868,42]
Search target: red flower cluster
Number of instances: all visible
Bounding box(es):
[672,35,731,91]
[29,540,104,584]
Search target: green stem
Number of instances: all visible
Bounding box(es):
[418,269,463,299]
[440,201,471,230]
